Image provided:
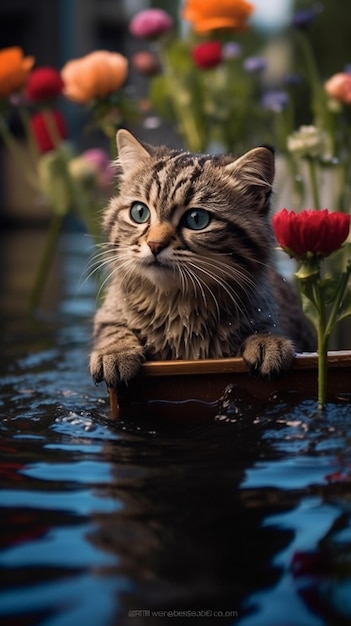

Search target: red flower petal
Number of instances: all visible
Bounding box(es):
[191,41,222,69]
[25,66,64,102]
[272,209,350,259]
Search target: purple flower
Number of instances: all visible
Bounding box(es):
[243,56,266,74]
[292,8,318,30]
[283,73,302,87]
[222,41,242,61]
[261,90,289,113]
[129,9,173,39]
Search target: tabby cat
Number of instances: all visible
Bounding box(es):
[90,129,314,388]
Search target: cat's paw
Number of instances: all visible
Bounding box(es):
[241,333,294,378]
[90,347,144,387]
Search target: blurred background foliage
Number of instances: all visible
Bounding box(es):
[1,0,351,224]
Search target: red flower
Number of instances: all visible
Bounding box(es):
[25,66,64,102]
[30,109,67,153]
[192,41,222,69]
[272,209,350,259]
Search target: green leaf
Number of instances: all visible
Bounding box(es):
[296,272,319,302]
[38,150,72,215]
[295,259,320,280]
[299,289,320,329]
[149,75,176,121]
[336,287,351,324]
[320,275,340,305]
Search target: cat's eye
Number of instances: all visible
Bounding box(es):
[130,202,150,224]
[182,209,211,230]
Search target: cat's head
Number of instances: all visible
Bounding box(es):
[103,129,275,296]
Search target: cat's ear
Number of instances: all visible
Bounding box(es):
[116,129,150,175]
[224,146,275,186]
[224,146,275,213]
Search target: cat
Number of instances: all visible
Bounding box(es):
[90,129,315,388]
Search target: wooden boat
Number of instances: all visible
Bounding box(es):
[109,351,351,420]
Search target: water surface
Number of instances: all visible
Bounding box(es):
[1,230,351,626]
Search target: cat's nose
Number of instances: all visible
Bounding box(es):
[147,241,166,256]
[146,222,174,257]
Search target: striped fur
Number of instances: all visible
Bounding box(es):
[90,130,315,387]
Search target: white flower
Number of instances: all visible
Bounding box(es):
[287,125,327,159]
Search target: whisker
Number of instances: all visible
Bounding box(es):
[94,257,136,301]
[175,263,187,294]
[187,261,237,305]
[181,265,206,303]
[182,265,220,319]
[185,256,260,327]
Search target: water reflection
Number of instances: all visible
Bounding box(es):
[89,421,294,625]
[0,230,351,626]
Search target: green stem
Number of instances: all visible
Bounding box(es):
[296,31,328,128]
[29,212,64,312]
[159,46,203,152]
[0,119,39,190]
[307,157,320,209]
[172,89,203,152]
[110,134,117,160]
[41,108,63,149]
[18,103,41,164]
[315,282,328,409]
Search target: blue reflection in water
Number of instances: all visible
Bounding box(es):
[0,574,129,626]
[0,231,351,626]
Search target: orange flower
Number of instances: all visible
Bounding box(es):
[324,72,351,105]
[182,0,254,33]
[0,47,34,98]
[61,51,128,104]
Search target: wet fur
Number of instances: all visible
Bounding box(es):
[90,130,315,387]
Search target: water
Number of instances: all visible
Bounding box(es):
[1,229,351,626]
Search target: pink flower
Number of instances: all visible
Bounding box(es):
[129,9,173,39]
[132,51,161,76]
[191,41,222,69]
[80,149,115,189]
[324,72,351,104]
[25,66,64,102]
[272,209,350,259]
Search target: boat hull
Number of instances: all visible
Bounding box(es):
[108,351,351,419]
